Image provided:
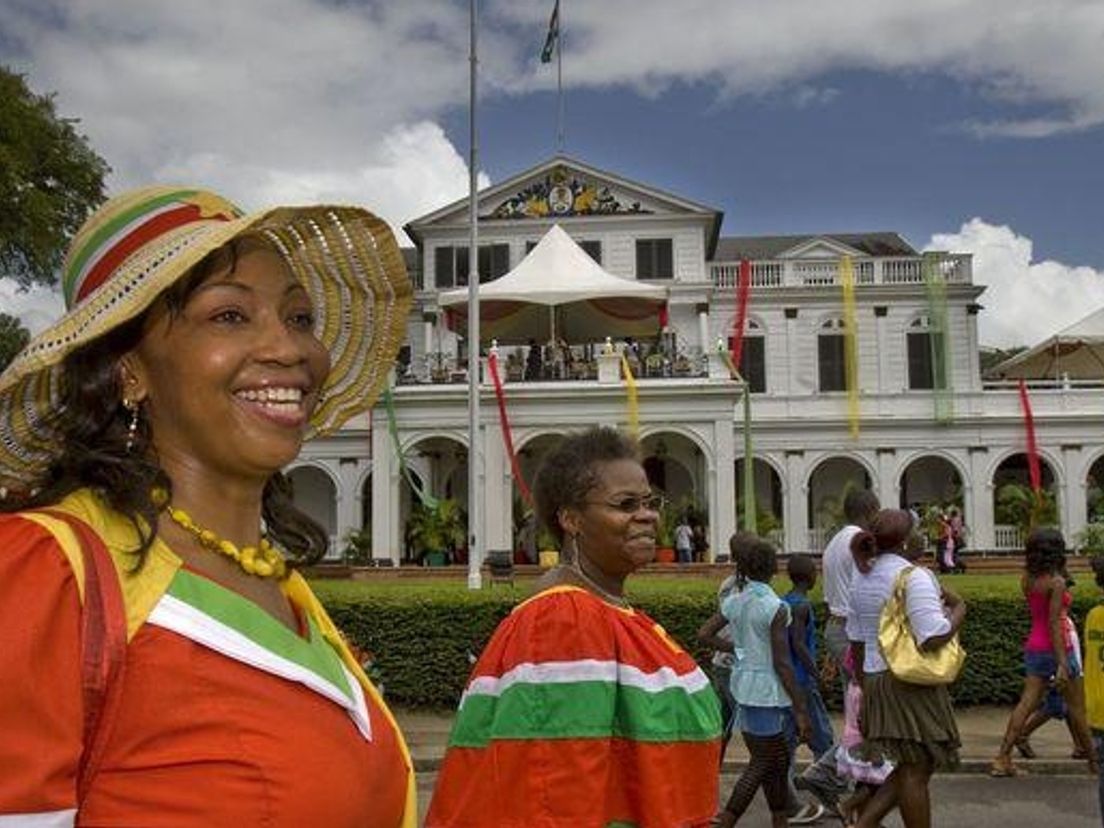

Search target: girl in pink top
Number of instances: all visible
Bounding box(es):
[991,528,1096,777]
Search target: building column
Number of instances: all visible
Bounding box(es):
[874,306,889,393]
[370,412,401,563]
[965,304,982,391]
[1062,444,1087,544]
[784,450,808,552]
[422,314,435,359]
[697,303,710,354]
[967,447,994,550]
[876,447,897,510]
[483,416,513,554]
[713,418,736,562]
[333,457,364,559]
[784,308,798,396]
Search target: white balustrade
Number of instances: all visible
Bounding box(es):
[709,253,971,289]
[993,525,1023,550]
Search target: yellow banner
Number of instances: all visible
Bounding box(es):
[841,256,860,438]
[620,353,640,437]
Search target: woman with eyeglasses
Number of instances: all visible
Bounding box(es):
[426,426,722,827]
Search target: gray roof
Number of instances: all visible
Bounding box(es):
[713,233,917,261]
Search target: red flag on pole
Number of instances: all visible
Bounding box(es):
[1017,379,1042,492]
[488,353,533,507]
[730,260,752,369]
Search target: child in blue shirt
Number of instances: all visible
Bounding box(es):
[782,554,836,762]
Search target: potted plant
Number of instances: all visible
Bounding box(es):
[407,499,466,566]
[341,526,373,566]
[536,524,560,568]
[1077,521,1104,556]
[654,502,677,564]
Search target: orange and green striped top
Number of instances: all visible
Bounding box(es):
[426,585,722,828]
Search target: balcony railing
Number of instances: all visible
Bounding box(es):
[711,253,971,289]
[993,525,1023,551]
[396,348,709,386]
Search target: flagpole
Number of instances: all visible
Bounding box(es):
[467,0,483,589]
[556,0,564,152]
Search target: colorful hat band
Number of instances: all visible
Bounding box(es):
[63,189,243,309]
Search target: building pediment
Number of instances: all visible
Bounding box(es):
[405,155,722,241]
[779,236,867,259]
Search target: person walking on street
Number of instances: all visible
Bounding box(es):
[703,534,812,828]
[697,550,745,765]
[1083,556,1104,823]
[846,508,966,828]
[796,488,880,812]
[991,528,1096,777]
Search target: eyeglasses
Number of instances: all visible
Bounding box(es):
[586,493,666,515]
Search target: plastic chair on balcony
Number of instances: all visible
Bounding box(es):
[486,548,515,586]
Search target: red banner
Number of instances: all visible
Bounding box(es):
[1017,379,1042,492]
[487,353,533,506]
[730,259,752,369]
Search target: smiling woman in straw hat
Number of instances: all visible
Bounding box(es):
[0,186,416,826]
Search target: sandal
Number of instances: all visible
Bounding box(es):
[989,756,1020,777]
[1014,738,1036,759]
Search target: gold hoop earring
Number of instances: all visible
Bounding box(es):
[123,399,140,453]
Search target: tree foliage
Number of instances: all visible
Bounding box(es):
[0,67,110,287]
[0,313,29,371]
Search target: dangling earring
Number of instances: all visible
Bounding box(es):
[563,532,579,565]
[123,399,140,453]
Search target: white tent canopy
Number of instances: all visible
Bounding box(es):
[990,306,1104,380]
[438,224,667,344]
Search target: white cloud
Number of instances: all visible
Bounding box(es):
[1,0,1100,254]
[492,0,1104,137]
[2,0,494,238]
[0,279,64,336]
[927,219,1104,349]
[154,121,490,240]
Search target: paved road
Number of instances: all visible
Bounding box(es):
[416,772,1100,826]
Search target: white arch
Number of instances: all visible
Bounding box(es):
[640,424,714,462]
[896,449,969,492]
[285,459,340,489]
[986,448,1065,488]
[804,451,878,492]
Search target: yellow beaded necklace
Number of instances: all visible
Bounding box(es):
[155,490,288,580]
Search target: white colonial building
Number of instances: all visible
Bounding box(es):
[288,156,1104,563]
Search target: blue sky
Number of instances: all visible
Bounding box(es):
[455,68,1103,268]
[2,0,1103,348]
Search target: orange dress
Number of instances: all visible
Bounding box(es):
[0,495,413,827]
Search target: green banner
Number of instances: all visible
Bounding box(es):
[381,388,439,509]
[923,254,954,423]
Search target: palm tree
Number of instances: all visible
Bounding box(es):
[995,482,1057,533]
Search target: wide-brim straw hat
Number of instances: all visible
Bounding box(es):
[0,185,412,491]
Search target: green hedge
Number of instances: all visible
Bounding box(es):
[312,575,1102,710]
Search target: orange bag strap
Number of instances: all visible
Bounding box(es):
[41,509,128,805]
